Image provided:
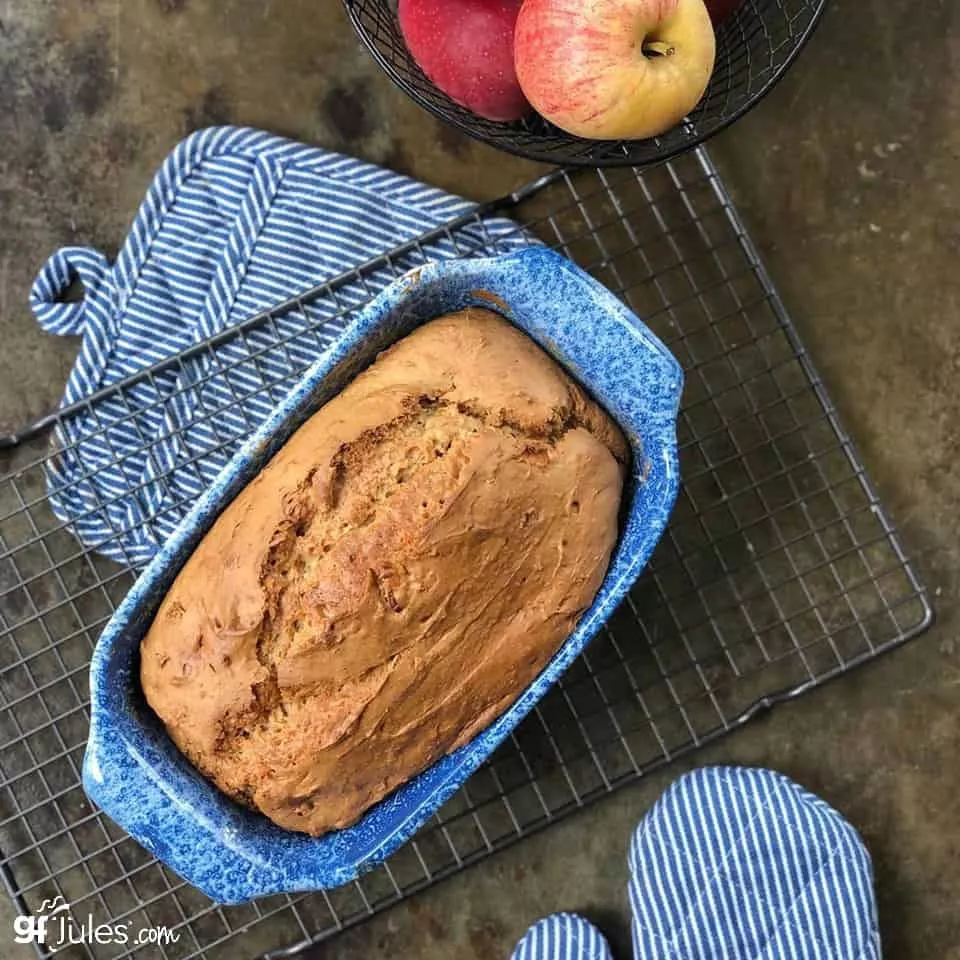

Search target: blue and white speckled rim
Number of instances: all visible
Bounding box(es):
[82,247,683,903]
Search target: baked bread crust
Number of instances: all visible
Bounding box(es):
[141,309,626,836]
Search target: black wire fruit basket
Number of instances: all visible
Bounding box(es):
[343,0,827,167]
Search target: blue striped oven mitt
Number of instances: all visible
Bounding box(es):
[29,127,528,568]
[512,768,881,960]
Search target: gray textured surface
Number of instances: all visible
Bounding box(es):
[0,0,957,957]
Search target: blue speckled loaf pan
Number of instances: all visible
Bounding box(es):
[82,247,683,903]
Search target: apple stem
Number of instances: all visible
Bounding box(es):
[642,41,676,57]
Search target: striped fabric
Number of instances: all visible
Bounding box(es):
[629,767,881,960]
[511,767,880,960]
[31,126,528,567]
[511,913,614,960]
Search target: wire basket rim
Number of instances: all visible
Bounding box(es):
[342,0,830,168]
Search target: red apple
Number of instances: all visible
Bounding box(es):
[705,0,742,24]
[398,0,529,123]
[515,0,717,141]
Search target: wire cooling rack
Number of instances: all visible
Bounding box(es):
[0,146,932,960]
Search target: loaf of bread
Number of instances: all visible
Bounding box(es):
[141,308,627,836]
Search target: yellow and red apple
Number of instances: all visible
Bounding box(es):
[514,0,717,140]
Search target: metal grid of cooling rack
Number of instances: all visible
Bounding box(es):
[0,146,931,960]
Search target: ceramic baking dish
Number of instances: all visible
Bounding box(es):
[82,247,683,903]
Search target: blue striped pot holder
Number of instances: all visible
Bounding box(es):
[30,126,528,568]
[512,914,615,960]
[511,766,881,960]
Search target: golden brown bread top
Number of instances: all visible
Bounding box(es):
[140,309,627,835]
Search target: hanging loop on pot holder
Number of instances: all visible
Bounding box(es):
[30,246,112,335]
